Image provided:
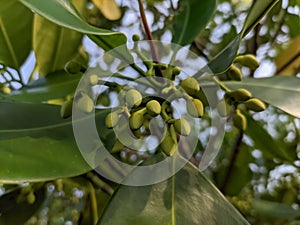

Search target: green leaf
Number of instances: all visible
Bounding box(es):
[252,199,300,219]
[33,0,85,76]
[224,76,300,118]
[0,185,46,225]
[0,101,112,183]
[244,112,293,162]
[203,0,280,74]
[19,0,127,49]
[172,0,216,45]
[97,154,250,225]
[0,0,33,69]
[9,70,81,103]
[241,0,280,37]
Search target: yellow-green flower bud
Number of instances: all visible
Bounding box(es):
[228,65,242,81]
[77,93,94,113]
[132,34,141,42]
[187,98,204,118]
[2,86,11,95]
[97,92,110,106]
[27,192,36,204]
[229,88,252,102]
[180,77,200,96]
[125,89,142,108]
[161,124,177,156]
[89,74,98,86]
[146,100,161,116]
[172,66,181,76]
[105,111,119,128]
[174,118,191,136]
[234,54,260,70]
[233,109,247,131]
[129,108,146,130]
[60,99,73,118]
[111,139,125,153]
[244,98,266,112]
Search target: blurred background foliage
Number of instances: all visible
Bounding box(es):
[0,0,300,224]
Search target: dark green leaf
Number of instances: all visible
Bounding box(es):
[9,70,81,103]
[244,112,293,162]
[33,0,85,76]
[224,76,300,118]
[0,185,46,225]
[252,199,300,219]
[0,0,33,69]
[0,101,112,183]
[172,0,216,45]
[97,154,250,225]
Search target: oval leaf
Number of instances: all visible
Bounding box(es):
[172,0,216,45]
[0,0,33,69]
[97,154,250,225]
[92,0,121,21]
[224,76,300,118]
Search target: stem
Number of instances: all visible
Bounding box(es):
[220,130,243,193]
[213,76,231,92]
[137,0,163,77]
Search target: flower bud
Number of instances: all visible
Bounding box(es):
[174,118,191,136]
[228,88,252,102]
[234,54,260,70]
[244,98,266,112]
[60,99,73,118]
[180,77,200,96]
[161,125,177,156]
[233,110,247,131]
[129,108,146,130]
[146,100,161,116]
[125,89,142,108]
[187,98,204,117]
[105,111,119,128]
[217,99,231,117]
[89,74,98,86]
[132,34,141,42]
[77,93,94,113]
[228,65,242,81]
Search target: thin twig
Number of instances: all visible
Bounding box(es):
[137,0,163,77]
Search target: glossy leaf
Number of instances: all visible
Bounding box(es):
[0,102,112,183]
[172,0,216,45]
[19,0,127,49]
[204,0,280,74]
[244,112,293,162]
[0,185,46,225]
[97,154,250,225]
[9,70,81,103]
[0,0,33,69]
[33,0,85,76]
[224,76,300,118]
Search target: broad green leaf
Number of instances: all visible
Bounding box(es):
[244,112,293,162]
[172,0,216,46]
[33,0,85,76]
[286,13,300,38]
[252,199,300,219]
[0,185,45,225]
[0,0,33,69]
[0,102,113,183]
[97,154,250,225]
[8,70,81,103]
[224,76,300,118]
[19,0,127,50]
[275,34,300,75]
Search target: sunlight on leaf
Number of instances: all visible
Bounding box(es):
[92,0,121,21]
